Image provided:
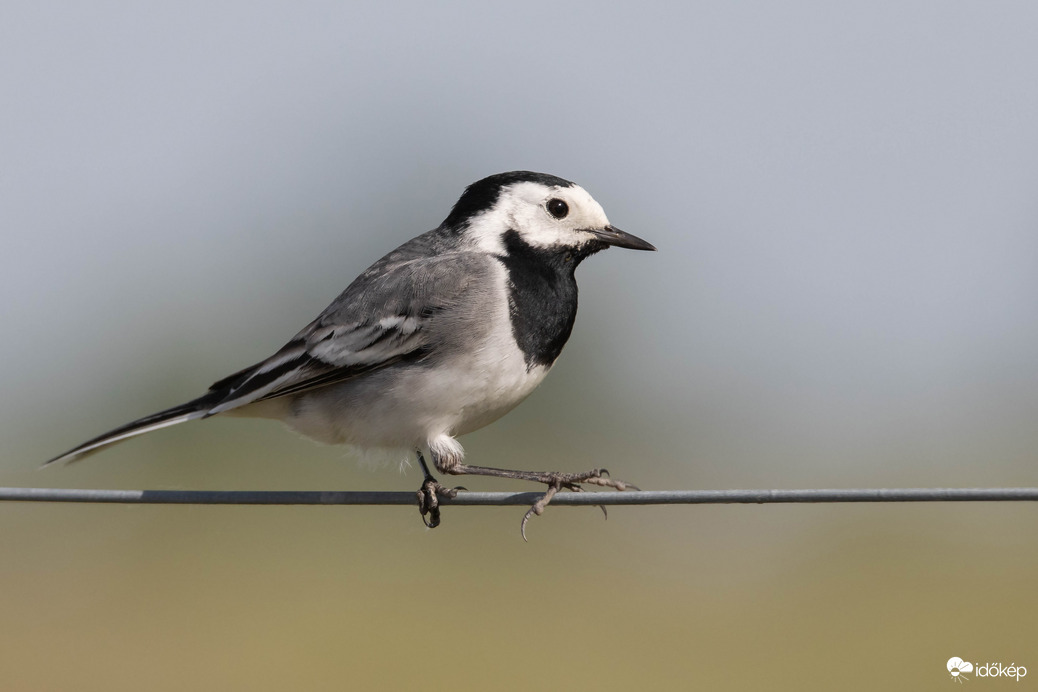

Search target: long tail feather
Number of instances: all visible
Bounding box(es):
[42,393,220,467]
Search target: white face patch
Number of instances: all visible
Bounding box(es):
[462,181,612,253]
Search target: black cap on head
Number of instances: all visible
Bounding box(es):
[444,171,575,229]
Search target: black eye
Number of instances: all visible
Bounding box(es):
[547,198,569,219]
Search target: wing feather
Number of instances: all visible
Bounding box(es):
[204,250,488,414]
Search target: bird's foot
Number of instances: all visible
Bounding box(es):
[519,468,638,541]
[416,475,462,529]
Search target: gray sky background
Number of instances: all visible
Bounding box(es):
[3,2,1036,482]
[1,2,1037,689]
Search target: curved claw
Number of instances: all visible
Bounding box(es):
[519,483,561,542]
[417,475,456,529]
[418,489,440,529]
[520,506,534,542]
[417,495,440,528]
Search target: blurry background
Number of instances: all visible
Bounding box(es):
[2,1,1037,689]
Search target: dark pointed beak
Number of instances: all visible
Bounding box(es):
[589,225,657,251]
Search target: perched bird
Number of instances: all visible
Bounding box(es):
[45,171,656,535]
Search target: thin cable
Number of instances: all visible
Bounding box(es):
[1,487,1036,505]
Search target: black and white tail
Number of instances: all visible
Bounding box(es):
[42,331,353,466]
[42,391,224,466]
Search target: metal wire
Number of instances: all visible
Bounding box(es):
[1,487,1036,506]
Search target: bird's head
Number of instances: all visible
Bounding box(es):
[444,171,656,256]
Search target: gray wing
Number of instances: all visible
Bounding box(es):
[205,249,492,414]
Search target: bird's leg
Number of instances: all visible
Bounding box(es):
[414,450,461,529]
[432,455,638,540]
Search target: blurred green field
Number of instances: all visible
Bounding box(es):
[2,401,1035,690]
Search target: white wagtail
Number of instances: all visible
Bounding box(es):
[45,171,656,534]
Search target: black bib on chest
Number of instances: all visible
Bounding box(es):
[497,230,606,369]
